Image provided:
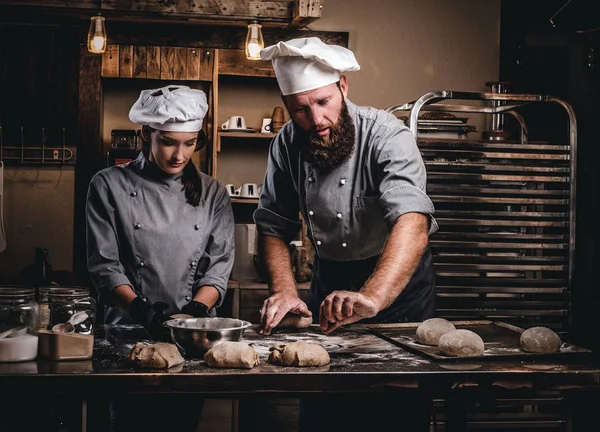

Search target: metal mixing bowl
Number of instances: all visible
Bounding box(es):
[164,317,252,358]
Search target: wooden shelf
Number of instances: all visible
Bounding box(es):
[218,131,276,139]
[228,280,310,290]
[231,197,259,204]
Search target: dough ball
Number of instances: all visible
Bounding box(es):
[268,341,330,367]
[204,341,259,369]
[276,314,313,330]
[438,329,485,357]
[129,342,184,369]
[415,318,456,345]
[520,327,561,353]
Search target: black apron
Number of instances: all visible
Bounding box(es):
[308,247,436,323]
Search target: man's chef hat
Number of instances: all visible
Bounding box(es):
[129,85,208,132]
[260,37,360,96]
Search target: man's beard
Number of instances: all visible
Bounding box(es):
[300,100,356,170]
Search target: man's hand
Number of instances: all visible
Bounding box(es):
[129,297,170,340]
[259,291,312,336]
[319,291,379,334]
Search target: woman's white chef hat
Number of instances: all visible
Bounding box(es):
[260,37,360,96]
[129,85,208,132]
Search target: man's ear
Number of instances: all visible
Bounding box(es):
[339,75,349,98]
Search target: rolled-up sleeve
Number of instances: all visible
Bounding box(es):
[194,189,235,306]
[86,173,132,293]
[253,134,302,243]
[375,127,438,234]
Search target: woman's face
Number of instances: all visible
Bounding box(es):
[145,128,198,175]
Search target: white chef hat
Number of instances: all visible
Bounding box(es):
[129,85,208,132]
[260,37,360,96]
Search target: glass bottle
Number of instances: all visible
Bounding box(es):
[0,286,39,362]
[37,286,96,335]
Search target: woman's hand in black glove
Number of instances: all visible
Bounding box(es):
[129,297,170,340]
[181,300,211,318]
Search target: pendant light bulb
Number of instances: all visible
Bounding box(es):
[245,20,264,60]
[87,14,107,54]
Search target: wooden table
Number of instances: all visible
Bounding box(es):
[1,324,599,431]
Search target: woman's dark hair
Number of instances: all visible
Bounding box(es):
[141,125,204,207]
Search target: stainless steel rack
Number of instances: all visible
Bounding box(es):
[0,126,76,166]
[387,91,576,333]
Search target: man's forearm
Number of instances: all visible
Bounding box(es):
[260,235,297,294]
[360,212,429,310]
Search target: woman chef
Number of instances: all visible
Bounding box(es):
[86,85,234,431]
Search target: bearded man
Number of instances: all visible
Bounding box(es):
[253,37,437,431]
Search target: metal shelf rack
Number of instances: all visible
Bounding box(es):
[387,90,577,333]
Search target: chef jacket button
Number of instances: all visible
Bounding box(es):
[190,261,196,268]
[340,179,346,185]
[185,296,191,302]
[316,240,322,246]
[336,213,342,219]
[134,223,141,230]
[130,191,138,197]
[194,224,200,230]
[138,261,145,268]
[342,242,347,248]
[308,177,313,182]
[308,210,314,216]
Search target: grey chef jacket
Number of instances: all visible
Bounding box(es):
[86,151,234,323]
[254,99,438,322]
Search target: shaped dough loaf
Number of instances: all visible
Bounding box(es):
[415,318,456,346]
[276,314,313,329]
[268,341,330,367]
[129,342,185,369]
[520,326,561,353]
[438,329,485,357]
[204,341,259,369]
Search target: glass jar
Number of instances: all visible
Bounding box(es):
[0,286,40,362]
[37,286,96,335]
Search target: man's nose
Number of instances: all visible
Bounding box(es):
[309,107,324,126]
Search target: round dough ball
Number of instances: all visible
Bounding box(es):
[129,342,184,369]
[268,341,330,367]
[520,327,561,353]
[438,329,485,357]
[415,318,456,345]
[276,314,313,330]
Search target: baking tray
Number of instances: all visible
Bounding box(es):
[368,320,591,361]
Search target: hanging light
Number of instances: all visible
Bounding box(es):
[87,13,107,54]
[245,20,264,60]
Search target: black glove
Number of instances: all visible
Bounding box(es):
[181,300,211,318]
[129,297,170,340]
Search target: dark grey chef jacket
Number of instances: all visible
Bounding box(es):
[254,99,438,322]
[86,151,234,323]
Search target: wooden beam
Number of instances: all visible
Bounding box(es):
[292,0,322,27]
[0,0,319,28]
[104,22,348,49]
[74,43,103,278]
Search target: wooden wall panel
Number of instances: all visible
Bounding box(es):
[218,49,274,77]
[118,45,133,78]
[186,47,201,81]
[132,46,147,78]
[160,46,175,79]
[147,46,161,79]
[199,48,214,81]
[173,47,187,80]
[101,45,119,77]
